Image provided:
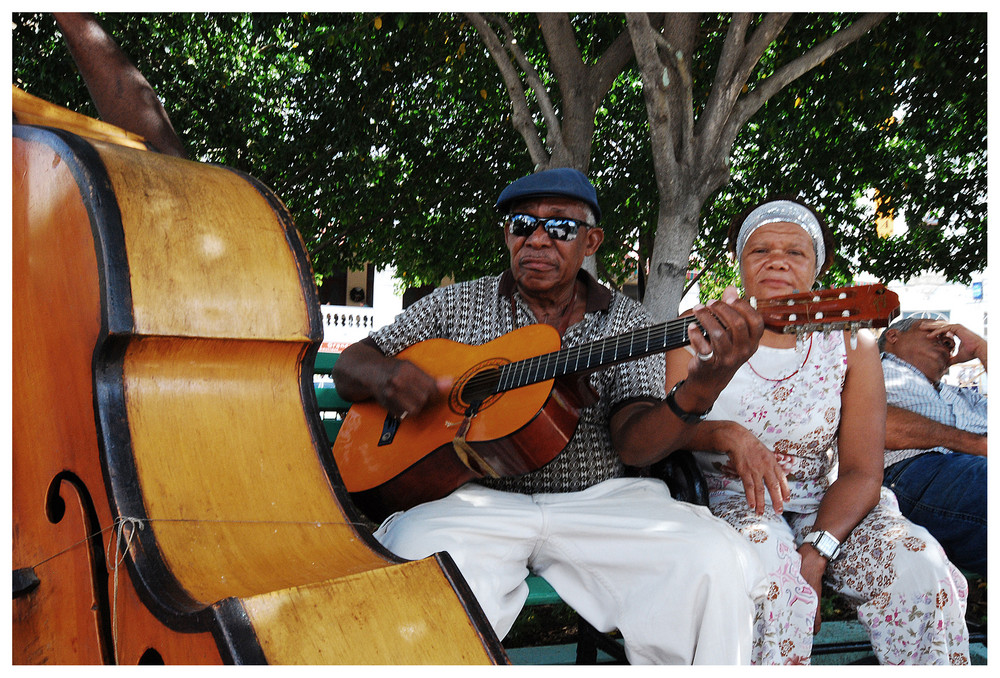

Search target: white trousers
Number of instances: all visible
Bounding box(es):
[374,477,767,664]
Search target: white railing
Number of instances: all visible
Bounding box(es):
[319,304,382,353]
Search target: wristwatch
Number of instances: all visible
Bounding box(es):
[665,380,712,423]
[803,530,842,560]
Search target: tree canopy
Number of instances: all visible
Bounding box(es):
[12,12,986,315]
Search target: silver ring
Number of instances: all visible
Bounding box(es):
[697,350,715,362]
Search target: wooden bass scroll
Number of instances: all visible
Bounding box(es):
[12,88,505,665]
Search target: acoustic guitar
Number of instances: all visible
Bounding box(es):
[333,284,900,520]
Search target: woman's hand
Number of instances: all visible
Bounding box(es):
[797,546,828,633]
[712,421,790,515]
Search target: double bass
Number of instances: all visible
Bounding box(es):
[12,86,505,664]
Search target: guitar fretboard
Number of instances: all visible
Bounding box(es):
[496,316,697,392]
[458,316,701,404]
[457,284,893,405]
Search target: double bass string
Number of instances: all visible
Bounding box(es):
[23,515,374,573]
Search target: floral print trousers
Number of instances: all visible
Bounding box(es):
[710,486,970,665]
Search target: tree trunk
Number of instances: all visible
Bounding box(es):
[643,198,701,321]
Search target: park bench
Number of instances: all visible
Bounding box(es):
[312,351,985,665]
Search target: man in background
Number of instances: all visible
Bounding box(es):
[879,317,987,575]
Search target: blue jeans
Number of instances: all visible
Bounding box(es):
[884,452,987,575]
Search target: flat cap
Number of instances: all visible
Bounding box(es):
[495,168,601,222]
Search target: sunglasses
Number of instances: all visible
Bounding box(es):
[504,213,590,241]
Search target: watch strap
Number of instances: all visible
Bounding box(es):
[665,380,712,424]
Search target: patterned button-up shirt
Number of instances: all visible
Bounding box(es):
[881,352,988,467]
[369,270,665,494]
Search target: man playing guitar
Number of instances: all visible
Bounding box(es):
[333,168,767,664]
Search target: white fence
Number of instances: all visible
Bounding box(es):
[319,304,382,354]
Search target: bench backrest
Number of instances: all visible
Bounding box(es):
[313,352,351,442]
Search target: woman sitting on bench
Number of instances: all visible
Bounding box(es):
[665,197,969,665]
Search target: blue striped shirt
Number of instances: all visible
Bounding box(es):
[881,352,988,467]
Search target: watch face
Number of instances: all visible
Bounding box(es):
[812,532,839,558]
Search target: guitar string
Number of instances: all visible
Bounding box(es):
[461,315,699,399]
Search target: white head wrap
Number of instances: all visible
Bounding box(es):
[735,199,826,270]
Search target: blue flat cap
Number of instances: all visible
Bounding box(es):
[495,168,601,222]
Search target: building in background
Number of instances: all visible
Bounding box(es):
[318,266,403,354]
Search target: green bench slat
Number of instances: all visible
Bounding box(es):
[525,575,563,606]
[314,351,339,373]
[315,387,352,411]
[314,352,348,443]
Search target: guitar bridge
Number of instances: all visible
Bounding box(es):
[451,402,499,479]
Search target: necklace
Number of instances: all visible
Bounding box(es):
[747,334,814,383]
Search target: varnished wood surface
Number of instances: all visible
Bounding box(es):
[13,99,505,664]
[12,133,222,664]
[243,558,497,664]
[13,84,149,150]
[97,144,312,340]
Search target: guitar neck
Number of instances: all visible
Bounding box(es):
[459,284,897,407]
[495,316,696,393]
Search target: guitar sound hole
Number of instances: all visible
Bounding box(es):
[452,364,505,414]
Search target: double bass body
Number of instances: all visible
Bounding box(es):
[12,91,504,664]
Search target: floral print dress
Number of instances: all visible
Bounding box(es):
[693,330,970,664]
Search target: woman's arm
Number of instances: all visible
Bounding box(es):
[807,330,885,541]
[661,343,790,515]
[797,329,885,630]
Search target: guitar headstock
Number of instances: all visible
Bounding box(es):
[756,284,900,335]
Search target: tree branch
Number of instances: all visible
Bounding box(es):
[726,13,889,145]
[495,13,564,153]
[712,13,753,90]
[538,14,584,87]
[626,12,680,196]
[697,13,789,154]
[591,23,636,95]
[466,12,550,168]
[658,14,699,166]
